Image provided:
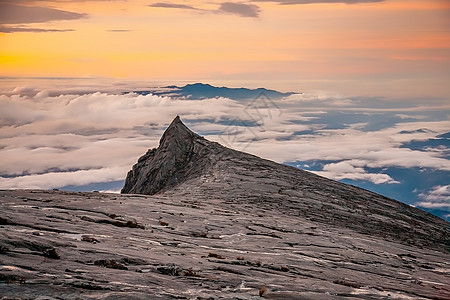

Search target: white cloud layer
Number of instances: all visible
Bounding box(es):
[416,185,450,209]
[0,167,127,190]
[1,83,449,190]
[313,161,398,184]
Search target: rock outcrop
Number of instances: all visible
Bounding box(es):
[123,116,449,253]
[1,116,449,299]
[121,116,214,194]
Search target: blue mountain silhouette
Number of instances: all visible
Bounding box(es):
[133,83,297,100]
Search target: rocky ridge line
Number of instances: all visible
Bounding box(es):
[122,116,449,253]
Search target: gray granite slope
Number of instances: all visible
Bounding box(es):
[1,116,449,299]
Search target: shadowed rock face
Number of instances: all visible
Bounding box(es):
[122,116,214,195]
[1,116,449,299]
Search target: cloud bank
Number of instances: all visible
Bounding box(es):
[0,82,449,192]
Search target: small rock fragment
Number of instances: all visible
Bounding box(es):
[81,235,99,243]
[159,220,169,226]
[43,247,60,259]
[94,259,128,270]
[259,286,268,297]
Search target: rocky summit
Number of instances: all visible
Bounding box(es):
[1,117,449,299]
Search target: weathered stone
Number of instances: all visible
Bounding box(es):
[43,247,60,259]
[0,117,449,299]
[94,260,128,270]
[122,116,208,195]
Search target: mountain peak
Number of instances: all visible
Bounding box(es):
[121,116,208,195]
[122,119,449,253]
[159,116,196,147]
[170,115,182,124]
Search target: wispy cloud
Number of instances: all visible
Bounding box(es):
[416,185,450,209]
[252,0,384,4]
[313,160,399,184]
[218,2,261,18]
[149,1,261,18]
[0,167,128,190]
[0,26,74,33]
[0,3,86,24]
[149,2,199,10]
[0,2,85,33]
[0,0,125,3]
[107,29,133,32]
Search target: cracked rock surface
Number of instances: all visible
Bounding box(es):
[1,117,449,299]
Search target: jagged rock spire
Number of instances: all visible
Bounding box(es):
[159,115,197,148]
[121,116,208,195]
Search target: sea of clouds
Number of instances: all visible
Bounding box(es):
[1,81,449,217]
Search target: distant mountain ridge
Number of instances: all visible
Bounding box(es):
[132,83,297,100]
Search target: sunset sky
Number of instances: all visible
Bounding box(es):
[1,0,449,96]
[1,0,449,219]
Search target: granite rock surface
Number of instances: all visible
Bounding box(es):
[1,116,449,299]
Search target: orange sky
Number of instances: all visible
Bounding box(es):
[0,0,449,96]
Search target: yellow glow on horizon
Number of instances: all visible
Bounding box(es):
[0,0,449,85]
